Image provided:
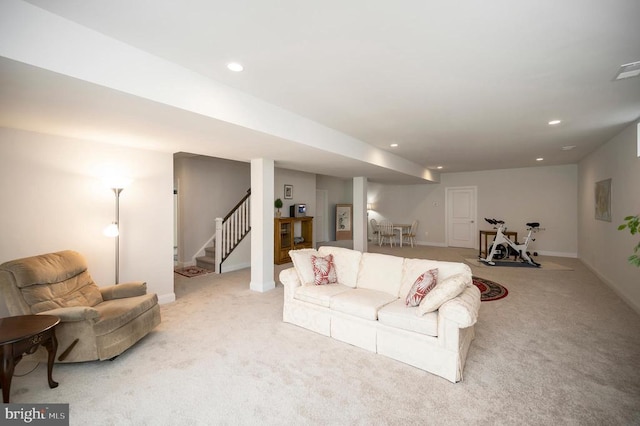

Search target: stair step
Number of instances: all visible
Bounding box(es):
[204,246,216,257]
[196,256,216,271]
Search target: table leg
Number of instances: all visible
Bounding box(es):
[43,331,59,389]
[394,227,403,247]
[1,346,15,403]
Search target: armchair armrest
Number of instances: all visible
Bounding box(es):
[439,285,481,328]
[38,306,100,322]
[100,281,147,300]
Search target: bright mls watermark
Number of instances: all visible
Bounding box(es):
[2,404,69,425]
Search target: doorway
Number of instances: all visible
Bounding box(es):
[445,186,477,248]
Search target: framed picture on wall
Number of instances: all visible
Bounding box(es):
[595,178,612,222]
[284,184,293,199]
[336,204,352,240]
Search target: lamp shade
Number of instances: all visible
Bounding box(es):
[103,222,119,237]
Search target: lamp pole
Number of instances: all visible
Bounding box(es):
[113,187,123,284]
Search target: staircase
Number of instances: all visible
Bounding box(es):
[196,189,251,273]
[195,246,217,271]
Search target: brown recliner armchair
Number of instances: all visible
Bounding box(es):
[0,250,161,362]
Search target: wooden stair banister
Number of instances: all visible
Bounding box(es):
[214,189,251,272]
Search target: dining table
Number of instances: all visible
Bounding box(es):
[393,224,412,247]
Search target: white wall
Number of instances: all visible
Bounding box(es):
[173,155,250,264]
[0,128,175,317]
[316,174,353,241]
[369,164,578,256]
[578,121,640,312]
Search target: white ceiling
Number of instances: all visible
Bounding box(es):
[2,0,640,182]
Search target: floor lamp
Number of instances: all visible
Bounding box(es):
[104,185,126,284]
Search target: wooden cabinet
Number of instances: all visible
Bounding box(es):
[274,217,313,264]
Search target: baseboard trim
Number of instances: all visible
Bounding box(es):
[580,259,640,315]
[416,241,448,247]
[538,250,578,258]
[250,280,276,293]
[158,292,176,305]
[221,262,250,273]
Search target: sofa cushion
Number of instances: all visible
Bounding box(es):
[405,268,438,307]
[293,284,351,308]
[400,258,472,301]
[330,288,398,320]
[356,253,404,296]
[317,246,362,288]
[311,254,338,285]
[294,283,352,307]
[418,272,470,315]
[289,249,320,285]
[92,293,159,336]
[378,299,438,337]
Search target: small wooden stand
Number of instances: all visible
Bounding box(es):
[274,216,314,264]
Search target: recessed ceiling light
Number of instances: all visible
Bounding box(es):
[536,157,544,162]
[548,120,562,125]
[561,145,576,151]
[227,62,244,72]
[436,166,443,169]
[390,143,398,147]
[614,60,640,80]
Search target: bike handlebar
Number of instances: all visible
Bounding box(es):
[484,218,542,229]
[484,218,504,225]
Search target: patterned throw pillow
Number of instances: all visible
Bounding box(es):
[405,268,439,306]
[311,254,338,285]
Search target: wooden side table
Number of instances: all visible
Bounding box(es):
[0,315,60,403]
[479,230,518,258]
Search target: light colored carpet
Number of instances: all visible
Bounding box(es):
[9,246,640,425]
[465,258,573,271]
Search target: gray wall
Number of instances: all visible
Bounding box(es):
[578,121,640,312]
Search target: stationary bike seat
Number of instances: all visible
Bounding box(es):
[526,222,540,228]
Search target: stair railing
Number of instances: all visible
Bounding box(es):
[215,189,251,272]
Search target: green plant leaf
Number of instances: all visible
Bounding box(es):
[619,214,640,267]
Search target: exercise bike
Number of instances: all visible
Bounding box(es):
[480,218,542,267]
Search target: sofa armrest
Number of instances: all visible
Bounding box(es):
[38,306,100,322]
[439,285,481,328]
[100,281,147,300]
[279,268,301,301]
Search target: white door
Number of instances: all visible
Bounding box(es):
[315,189,329,243]
[446,186,477,248]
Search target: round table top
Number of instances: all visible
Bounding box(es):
[0,315,60,345]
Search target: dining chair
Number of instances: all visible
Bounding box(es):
[370,218,379,244]
[378,220,397,247]
[403,220,418,248]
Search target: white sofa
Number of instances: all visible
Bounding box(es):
[279,246,481,383]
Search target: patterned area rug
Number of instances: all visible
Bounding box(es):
[174,266,213,278]
[472,276,508,302]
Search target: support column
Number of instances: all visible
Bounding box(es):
[250,158,275,292]
[353,177,368,252]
